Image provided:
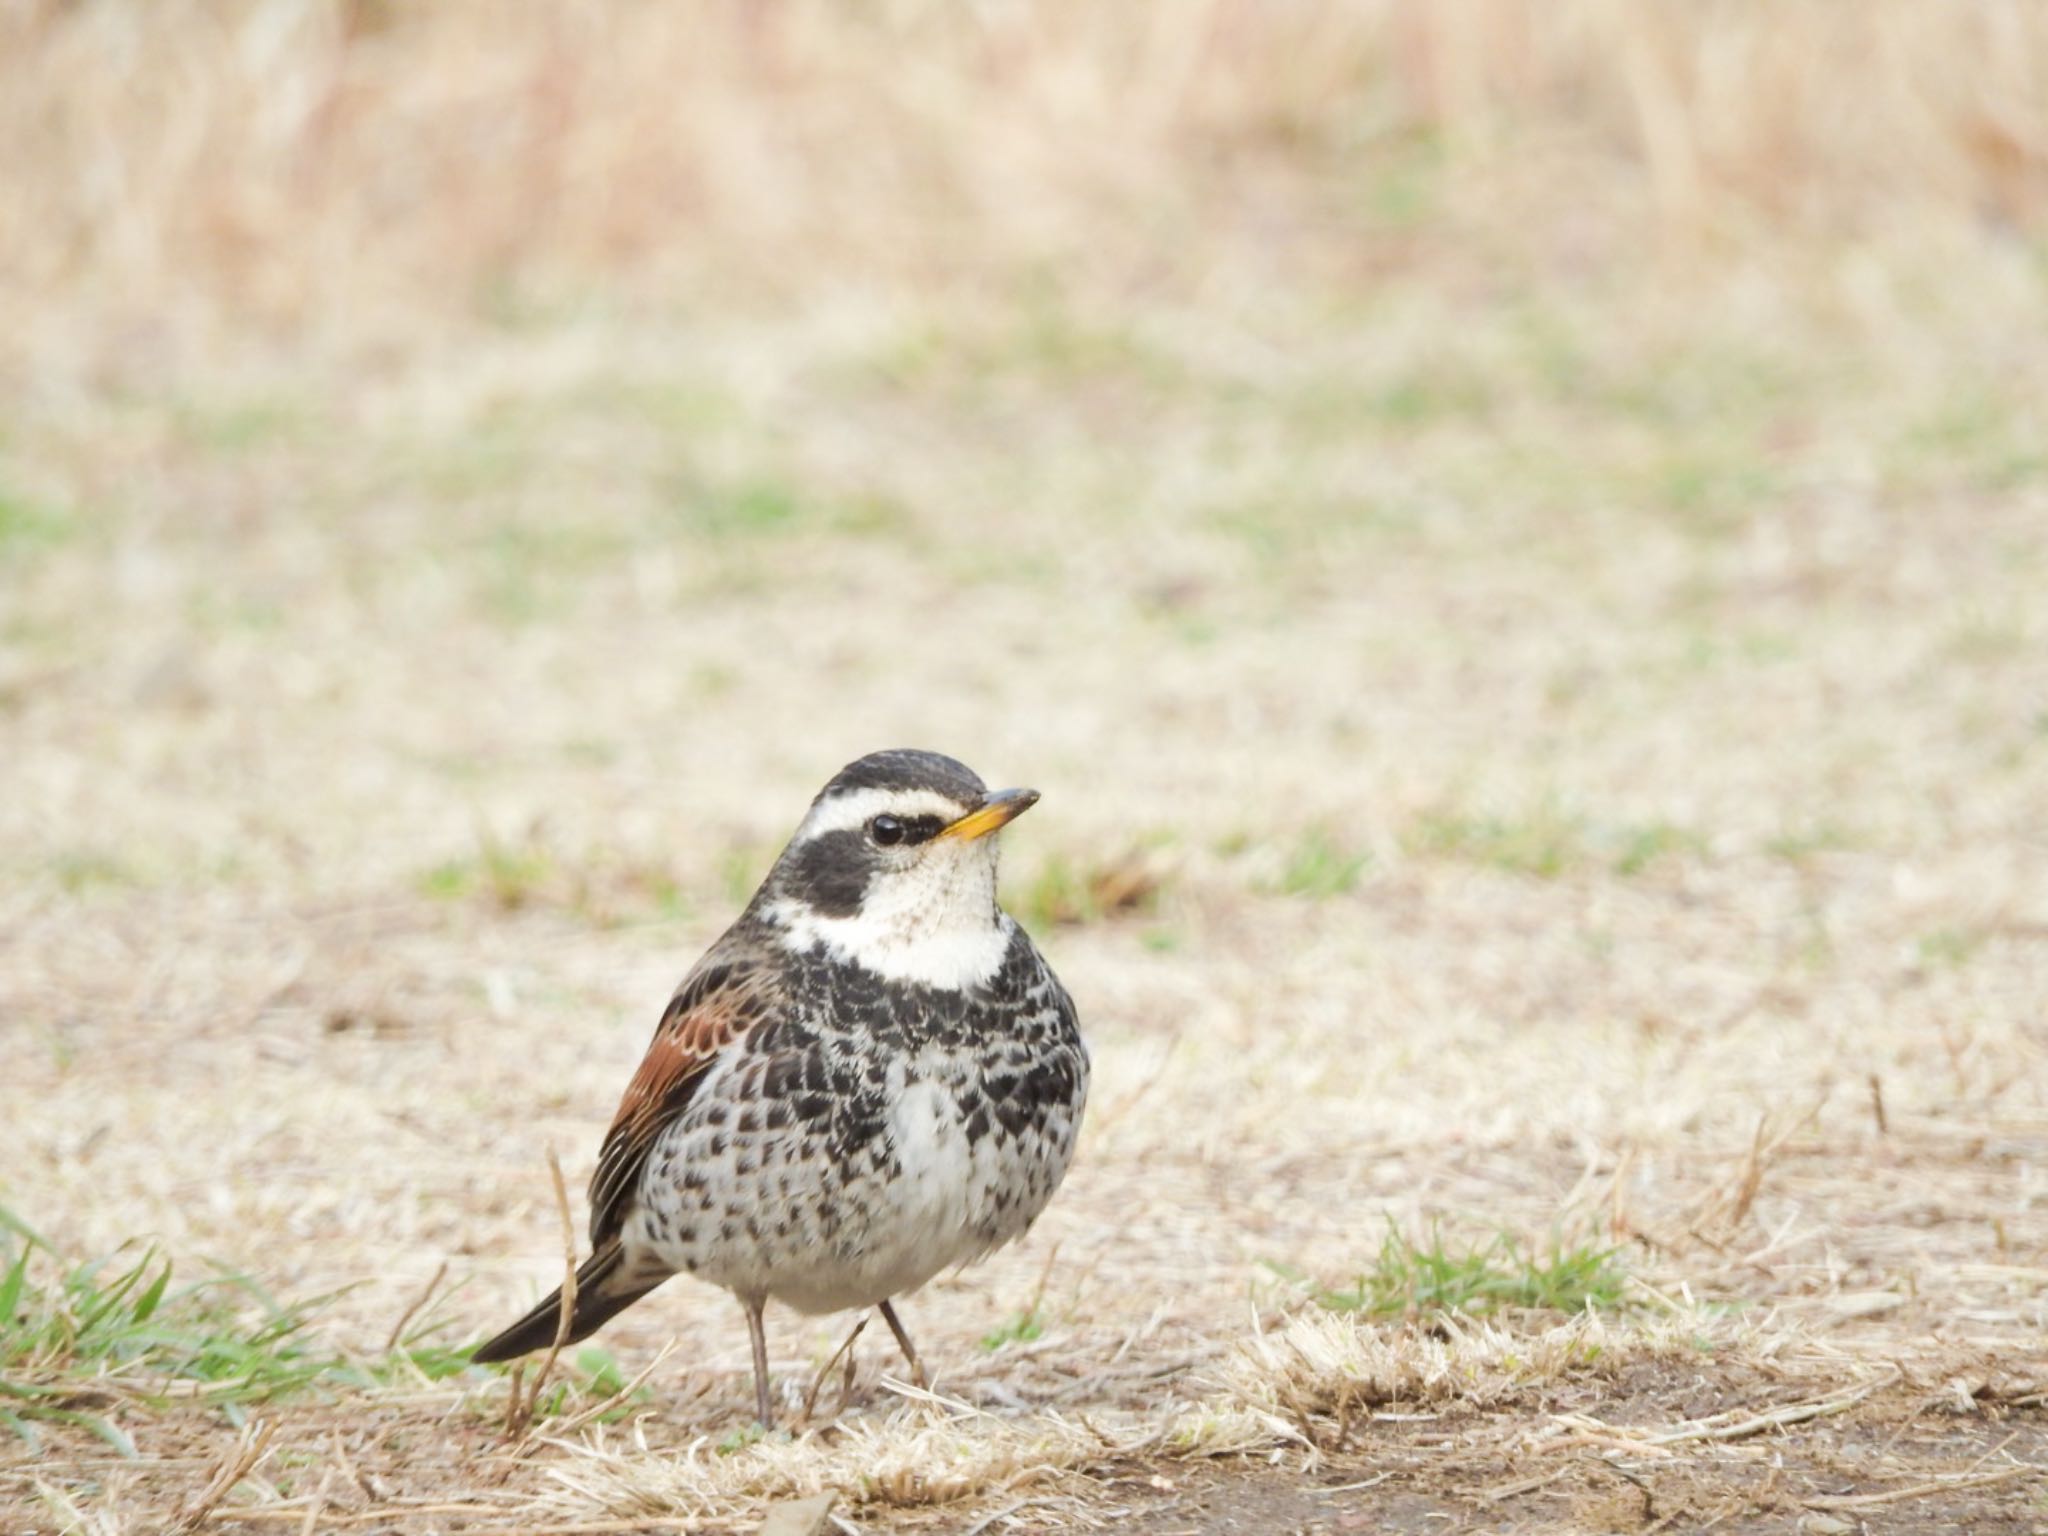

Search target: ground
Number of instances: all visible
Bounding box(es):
[2,5,2046,1533]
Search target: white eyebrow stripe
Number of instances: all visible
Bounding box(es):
[796,787,970,840]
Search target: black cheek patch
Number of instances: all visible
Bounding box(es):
[783,830,874,917]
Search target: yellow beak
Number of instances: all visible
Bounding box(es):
[937,787,1040,841]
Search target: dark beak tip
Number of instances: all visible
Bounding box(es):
[998,788,1041,820]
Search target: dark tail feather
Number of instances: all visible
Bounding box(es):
[470,1243,666,1364]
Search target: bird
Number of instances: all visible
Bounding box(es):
[470,749,1089,1426]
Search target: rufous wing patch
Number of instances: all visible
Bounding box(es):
[585,951,779,1247]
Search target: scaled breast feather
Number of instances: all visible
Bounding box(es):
[586,948,780,1247]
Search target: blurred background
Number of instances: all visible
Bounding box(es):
[3,0,2046,1333]
[4,0,2045,909]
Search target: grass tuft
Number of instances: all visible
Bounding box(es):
[522,1347,653,1422]
[1013,850,1164,929]
[1605,821,1707,878]
[1407,808,1704,880]
[1269,825,1371,899]
[978,1310,1044,1353]
[1763,821,1865,865]
[1406,808,1583,879]
[1287,1223,1627,1321]
[419,833,557,911]
[0,1216,504,1448]
[715,1422,767,1456]
[417,834,689,926]
[1914,927,1985,969]
[0,486,73,562]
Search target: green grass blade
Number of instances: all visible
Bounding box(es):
[68,1410,138,1458]
[0,1406,40,1453]
[129,1260,172,1325]
[0,1233,538,1434]
[1308,1222,1626,1320]
[0,1246,30,1336]
[0,1204,50,1251]
[68,1251,157,1340]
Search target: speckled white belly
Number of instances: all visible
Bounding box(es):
[632,1050,1076,1316]
[772,1072,993,1313]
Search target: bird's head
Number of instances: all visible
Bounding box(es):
[755,749,1040,989]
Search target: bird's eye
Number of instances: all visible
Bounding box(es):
[869,814,906,846]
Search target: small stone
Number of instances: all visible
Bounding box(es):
[757,1492,837,1536]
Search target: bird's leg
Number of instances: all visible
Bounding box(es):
[743,1296,774,1427]
[877,1299,928,1390]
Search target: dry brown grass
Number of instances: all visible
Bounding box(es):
[4,2,2048,1532]
[5,0,2048,362]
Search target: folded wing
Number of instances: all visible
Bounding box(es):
[587,946,783,1248]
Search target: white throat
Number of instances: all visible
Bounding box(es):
[767,843,1013,990]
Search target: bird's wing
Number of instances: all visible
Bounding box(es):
[586,943,783,1248]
